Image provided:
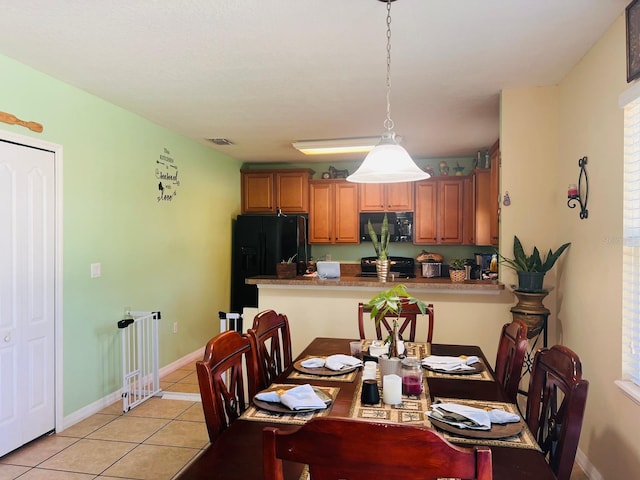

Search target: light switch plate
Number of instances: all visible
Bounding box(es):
[90,263,101,278]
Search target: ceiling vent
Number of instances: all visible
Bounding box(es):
[207,138,234,145]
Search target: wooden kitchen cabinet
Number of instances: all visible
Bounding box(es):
[309,180,359,244]
[474,139,500,246]
[414,177,464,244]
[241,168,314,214]
[359,182,414,212]
[463,175,476,245]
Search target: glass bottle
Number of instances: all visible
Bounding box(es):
[401,357,423,396]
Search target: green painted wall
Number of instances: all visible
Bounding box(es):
[1,54,241,415]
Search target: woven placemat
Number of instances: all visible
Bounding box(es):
[241,385,340,425]
[428,397,540,451]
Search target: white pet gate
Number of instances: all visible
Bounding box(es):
[118,311,161,412]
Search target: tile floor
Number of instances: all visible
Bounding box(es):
[0,362,591,480]
[0,363,208,480]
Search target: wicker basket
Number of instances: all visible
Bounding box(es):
[449,270,466,283]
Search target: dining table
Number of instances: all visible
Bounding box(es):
[176,337,555,480]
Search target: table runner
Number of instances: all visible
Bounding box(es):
[429,397,540,451]
[241,385,340,425]
[348,372,431,425]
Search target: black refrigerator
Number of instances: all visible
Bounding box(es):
[230,215,309,313]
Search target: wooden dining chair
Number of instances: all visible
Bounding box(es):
[525,344,589,480]
[196,330,259,444]
[358,299,435,343]
[494,319,528,403]
[247,309,293,390]
[263,417,492,480]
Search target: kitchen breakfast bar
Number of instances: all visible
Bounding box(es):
[246,276,512,362]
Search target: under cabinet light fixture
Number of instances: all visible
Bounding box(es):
[292,137,381,155]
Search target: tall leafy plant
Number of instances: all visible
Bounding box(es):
[499,235,571,273]
[368,214,390,261]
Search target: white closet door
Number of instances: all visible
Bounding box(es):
[0,140,55,456]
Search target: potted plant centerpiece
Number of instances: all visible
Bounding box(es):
[364,284,427,359]
[448,258,467,282]
[499,235,571,291]
[368,214,390,282]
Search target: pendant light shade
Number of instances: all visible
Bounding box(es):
[347,131,429,183]
[346,0,429,184]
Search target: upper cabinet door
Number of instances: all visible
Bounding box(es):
[438,179,464,244]
[242,171,275,213]
[385,182,414,211]
[414,181,438,244]
[309,182,333,244]
[276,171,310,213]
[359,184,386,211]
[359,182,414,212]
[334,182,360,243]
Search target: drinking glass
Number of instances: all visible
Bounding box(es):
[401,357,423,396]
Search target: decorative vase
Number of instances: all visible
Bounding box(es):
[376,259,389,282]
[449,270,466,282]
[516,271,546,292]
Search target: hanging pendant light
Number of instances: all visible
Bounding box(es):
[347,0,429,184]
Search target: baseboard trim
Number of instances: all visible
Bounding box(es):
[575,448,602,480]
[60,346,205,432]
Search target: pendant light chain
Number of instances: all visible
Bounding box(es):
[384,0,394,132]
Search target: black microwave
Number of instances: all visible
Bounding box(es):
[360,212,413,243]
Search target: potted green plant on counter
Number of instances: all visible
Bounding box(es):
[448,258,467,283]
[368,214,390,282]
[499,235,571,291]
[364,284,427,358]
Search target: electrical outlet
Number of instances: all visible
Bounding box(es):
[173,322,178,334]
[90,262,101,278]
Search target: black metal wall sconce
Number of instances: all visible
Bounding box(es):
[567,156,589,219]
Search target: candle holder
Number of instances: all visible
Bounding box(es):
[567,156,589,219]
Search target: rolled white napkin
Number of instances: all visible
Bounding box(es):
[300,357,325,368]
[324,354,363,371]
[421,355,480,371]
[255,384,327,410]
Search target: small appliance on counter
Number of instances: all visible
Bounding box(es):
[360,256,415,278]
[421,262,442,278]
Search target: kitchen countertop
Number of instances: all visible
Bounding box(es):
[246,275,504,294]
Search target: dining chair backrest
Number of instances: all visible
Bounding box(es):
[358,299,435,343]
[196,330,259,443]
[525,344,589,480]
[494,319,528,403]
[263,417,492,480]
[247,309,293,390]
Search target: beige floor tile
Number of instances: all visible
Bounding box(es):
[125,398,194,419]
[177,372,199,385]
[159,381,175,390]
[102,444,199,480]
[0,435,78,467]
[99,401,127,416]
[160,370,191,383]
[0,464,30,480]
[38,438,136,475]
[144,420,209,449]
[15,468,95,479]
[88,416,169,443]
[58,413,119,438]
[163,382,200,394]
[176,404,205,423]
